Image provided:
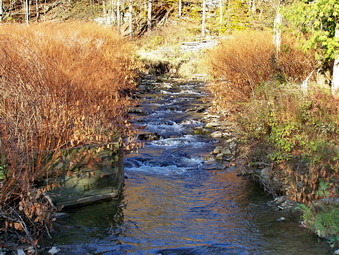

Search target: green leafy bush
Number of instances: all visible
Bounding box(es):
[283,0,339,66]
[298,202,339,244]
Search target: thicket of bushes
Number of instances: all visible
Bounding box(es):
[207,31,338,242]
[0,22,139,246]
[207,31,315,113]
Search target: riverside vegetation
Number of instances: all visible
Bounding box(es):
[0,22,140,247]
[0,0,338,251]
[207,31,338,247]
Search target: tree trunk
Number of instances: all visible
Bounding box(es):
[273,10,281,54]
[36,0,39,20]
[129,0,133,37]
[178,0,182,16]
[117,0,120,26]
[201,0,206,37]
[147,0,152,30]
[103,0,106,20]
[24,0,30,24]
[332,26,339,97]
[0,0,3,22]
[110,0,114,24]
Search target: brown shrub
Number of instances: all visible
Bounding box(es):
[207,31,275,111]
[277,37,316,82]
[207,31,315,113]
[0,22,139,245]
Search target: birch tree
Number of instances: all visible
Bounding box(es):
[36,0,39,20]
[273,8,281,54]
[178,0,182,17]
[24,0,30,24]
[117,0,121,26]
[0,0,3,22]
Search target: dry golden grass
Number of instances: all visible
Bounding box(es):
[0,22,139,245]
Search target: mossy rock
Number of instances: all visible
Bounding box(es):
[45,142,124,208]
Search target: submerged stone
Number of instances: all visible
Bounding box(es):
[17,250,25,255]
[276,217,286,222]
[48,247,59,254]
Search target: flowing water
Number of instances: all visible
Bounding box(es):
[50,77,332,254]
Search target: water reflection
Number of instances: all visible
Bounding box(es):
[50,169,331,254]
[48,78,332,255]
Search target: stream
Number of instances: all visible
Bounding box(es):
[50,77,332,254]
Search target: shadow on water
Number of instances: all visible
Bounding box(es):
[48,77,332,255]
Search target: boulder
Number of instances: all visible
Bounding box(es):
[137,132,161,141]
[222,148,232,155]
[279,199,298,210]
[205,122,221,128]
[128,108,147,115]
[210,131,223,138]
[216,153,224,160]
[274,196,288,205]
[261,167,271,179]
[212,146,223,155]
